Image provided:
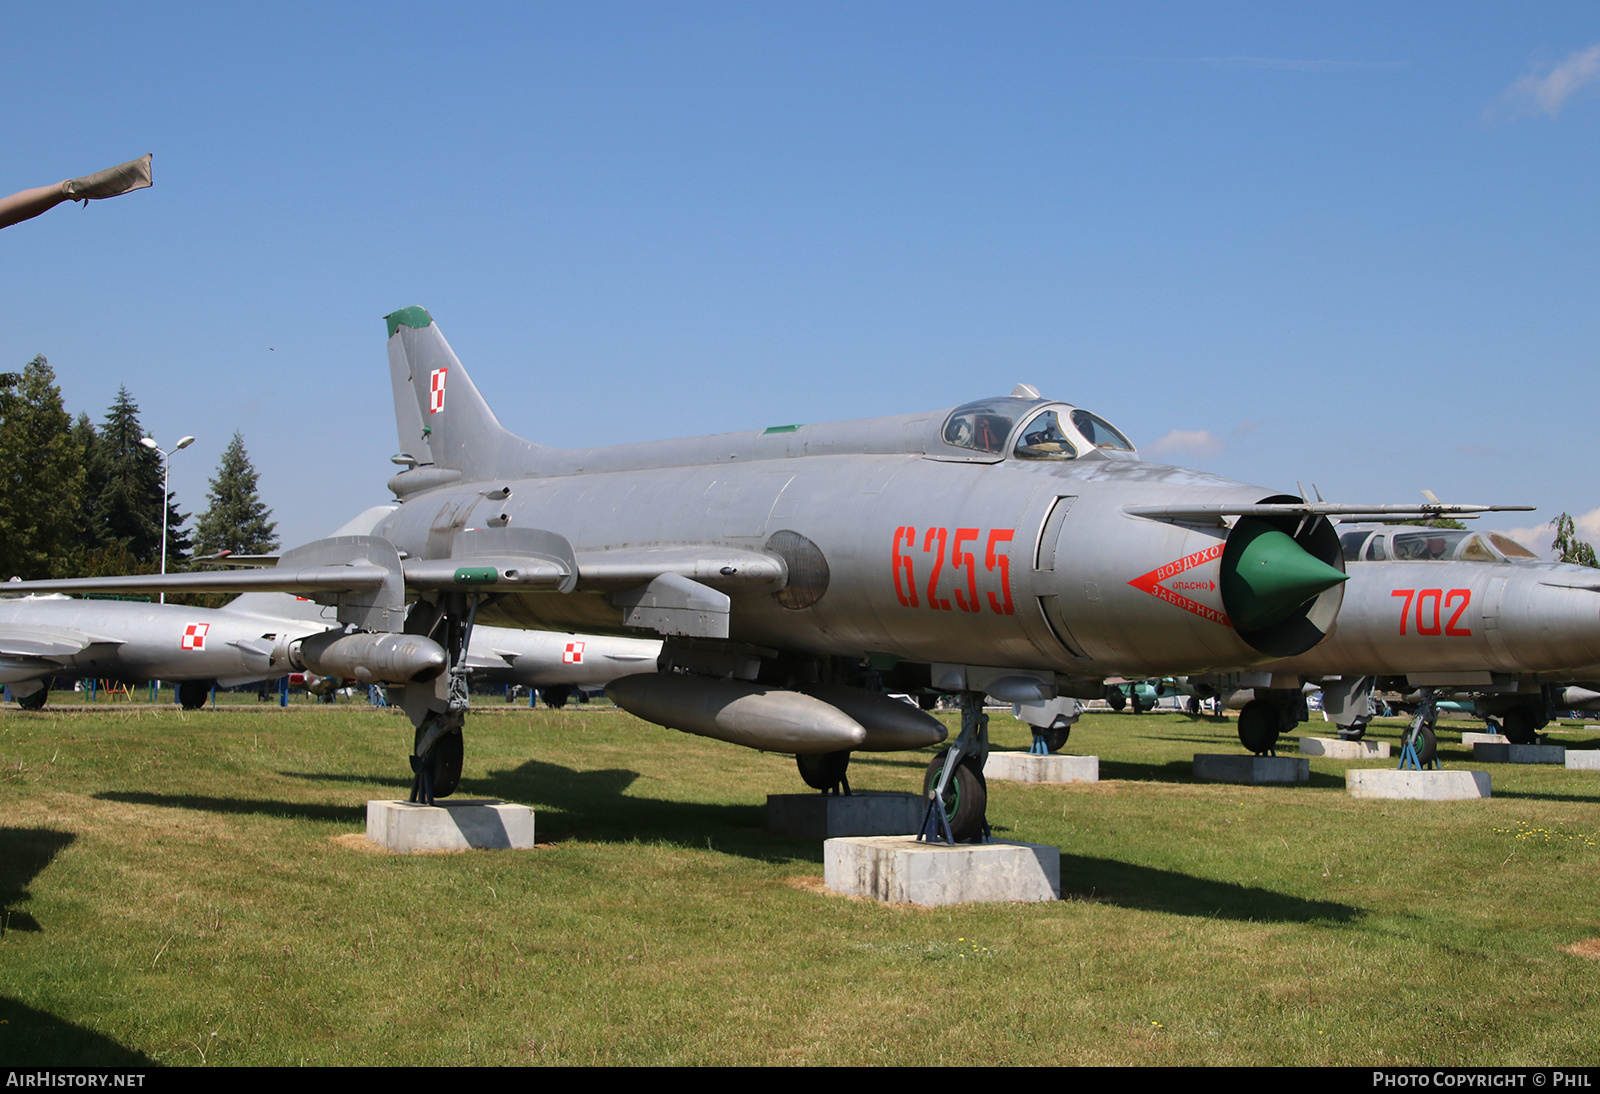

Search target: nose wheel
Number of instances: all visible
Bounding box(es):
[921,750,987,842]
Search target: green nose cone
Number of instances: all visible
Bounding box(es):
[1222,527,1348,631]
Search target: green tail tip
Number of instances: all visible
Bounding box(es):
[384,306,433,339]
[1223,528,1348,631]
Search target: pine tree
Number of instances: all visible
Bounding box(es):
[1553,513,1598,568]
[0,356,86,579]
[194,432,279,557]
[91,387,165,564]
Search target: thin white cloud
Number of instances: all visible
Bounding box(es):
[1145,428,1223,459]
[1495,44,1600,118]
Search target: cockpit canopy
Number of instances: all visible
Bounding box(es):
[940,398,1136,461]
[1338,526,1539,564]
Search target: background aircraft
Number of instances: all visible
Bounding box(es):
[1124,524,1600,757]
[6,310,1524,839]
[0,506,662,710]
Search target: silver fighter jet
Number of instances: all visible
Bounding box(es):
[8,308,1526,838]
[1245,523,1600,752]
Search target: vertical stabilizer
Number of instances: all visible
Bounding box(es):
[384,307,536,480]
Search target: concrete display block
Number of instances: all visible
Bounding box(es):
[1566,751,1600,771]
[983,752,1100,784]
[1346,769,1491,800]
[365,799,535,853]
[824,835,1059,906]
[766,792,923,839]
[1473,743,1565,765]
[1193,754,1310,784]
[1299,737,1391,760]
[1461,732,1509,748]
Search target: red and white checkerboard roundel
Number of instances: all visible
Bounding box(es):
[429,367,448,414]
[180,623,209,651]
[562,640,585,664]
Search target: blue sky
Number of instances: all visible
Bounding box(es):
[2,3,1596,552]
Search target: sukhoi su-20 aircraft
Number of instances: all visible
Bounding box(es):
[7,308,1527,839]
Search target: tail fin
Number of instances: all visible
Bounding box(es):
[384,307,538,480]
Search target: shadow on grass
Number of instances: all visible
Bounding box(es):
[277,771,413,790]
[470,758,822,864]
[1060,854,1363,923]
[94,792,365,826]
[847,754,934,772]
[0,996,156,1066]
[1489,789,1600,804]
[0,828,76,934]
[1094,758,1345,789]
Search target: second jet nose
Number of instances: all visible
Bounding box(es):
[1222,523,1349,631]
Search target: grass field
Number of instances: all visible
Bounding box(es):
[2,700,1598,1066]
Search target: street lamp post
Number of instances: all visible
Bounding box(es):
[140,435,194,606]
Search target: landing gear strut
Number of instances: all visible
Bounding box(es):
[403,593,480,806]
[919,692,991,844]
[1398,688,1439,769]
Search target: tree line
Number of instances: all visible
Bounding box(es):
[0,354,279,582]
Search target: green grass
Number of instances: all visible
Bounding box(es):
[2,703,1598,1065]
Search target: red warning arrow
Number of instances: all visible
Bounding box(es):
[1126,544,1232,627]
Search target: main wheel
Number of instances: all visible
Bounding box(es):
[797,749,851,791]
[429,730,465,798]
[1041,725,1071,753]
[13,685,47,711]
[1129,690,1146,714]
[923,751,988,842]
[1237,700,1280,755]
[1501,708,1537,745]
[1106,688,1127,712]
[1187,695,1201,715]
[178,680,213,711]
[1337,719,1368,742]
[541,685,571,709]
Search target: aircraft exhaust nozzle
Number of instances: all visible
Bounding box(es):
[291,629,448,686]
[607,673,867,754]
[799,683,947,751]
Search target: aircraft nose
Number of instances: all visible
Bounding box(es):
[1221,525,1349,630]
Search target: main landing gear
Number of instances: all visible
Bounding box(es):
[1236,688,1308,756]
[401,594,479,806]
[797,749,852,795]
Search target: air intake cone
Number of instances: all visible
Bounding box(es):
[1222,525,1348,631]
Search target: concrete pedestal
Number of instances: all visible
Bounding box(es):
[824,835,1059,906]
[1461,732,1509,748]
[365,799,536,852]
[1473,743,1565,765]
[982,752,1099,784]
[1346,770,1491,800]
[1299,737,1391,760]
[1193,754,1310,784]
[766,792,923,839]
[1566,751,1600,771]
